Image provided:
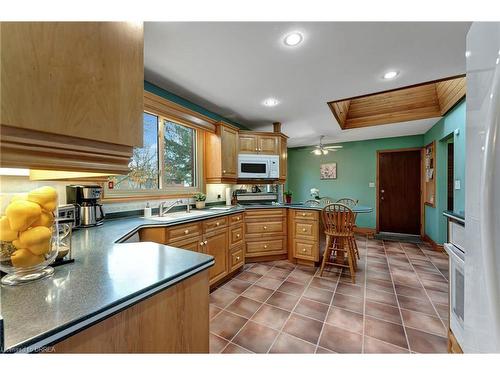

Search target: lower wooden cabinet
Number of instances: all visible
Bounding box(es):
[169,235,203,253]
[289,209,320,262]
[229,245,245,272]
[244,209,287,260]
[203,228,229,285]
[246,238,287,257]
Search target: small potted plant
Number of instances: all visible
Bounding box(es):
[284,190,293,204]
[193,192,207,209]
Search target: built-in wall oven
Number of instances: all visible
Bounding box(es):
[238,154,279,179]
[444,243,465,345]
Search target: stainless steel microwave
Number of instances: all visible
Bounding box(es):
[238,154,280,179]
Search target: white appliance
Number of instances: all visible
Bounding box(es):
[464,22,500,353]
[444,241,465,346]
[238,154,279,179]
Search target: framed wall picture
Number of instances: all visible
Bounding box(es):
[320,163,337,180]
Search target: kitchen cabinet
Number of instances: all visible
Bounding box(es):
[238,132,279,155]
[0,22,144,174]
[244,209,287,260]
[52,270,209,353]
[278,135,288,182]
[204,228,229,284]
[139,212,243,286]
[289,209,320,263]
[205,122,239,183]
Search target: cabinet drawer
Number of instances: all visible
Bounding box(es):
[168,236,203,253]
[293,240,318,261]
[246,220,284,236]
[230,245,244,272]
[245,209,286,219]
[229,213,244,225]
[246,238,286,257]
[294,220,318,241]
[293,210,318,220]
[229,224,244,247]
[165,222,202,243]
[203,216,228,233]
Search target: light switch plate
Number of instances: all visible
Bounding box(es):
[455,180,461,190]
[369,182,375,188]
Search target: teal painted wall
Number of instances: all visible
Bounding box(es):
[144,81,248,130]
[423,100,466,244]
[287,135,425,229]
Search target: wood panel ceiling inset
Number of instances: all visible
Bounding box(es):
[328,75,466,130]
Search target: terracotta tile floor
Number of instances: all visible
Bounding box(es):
[209,237,449,354]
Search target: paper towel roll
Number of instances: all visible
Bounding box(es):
[225,187,232,206]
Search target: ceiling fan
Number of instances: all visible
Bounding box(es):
[310,136,343,155]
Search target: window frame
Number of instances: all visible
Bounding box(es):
[104,110,204,199]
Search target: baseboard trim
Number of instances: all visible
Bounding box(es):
[354,227,376,237]
[422,234,445,252]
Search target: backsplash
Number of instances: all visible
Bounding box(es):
[0,177,236,215]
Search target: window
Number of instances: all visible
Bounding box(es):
[107,112,200,196]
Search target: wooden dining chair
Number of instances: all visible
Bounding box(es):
[319,203,357,283]
[304,199,321,207]
[336,198,360,260]
[319,197,334,206]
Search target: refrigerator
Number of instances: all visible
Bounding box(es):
[464,22,500,353]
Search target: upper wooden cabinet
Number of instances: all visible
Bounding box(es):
[0,22,144,174]
[278,135,288,182]
[238,132,279,155]
[204,122,239,183]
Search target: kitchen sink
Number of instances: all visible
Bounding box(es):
[146,210,214,222]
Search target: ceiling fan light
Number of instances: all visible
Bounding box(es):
[313,149,322,155]
[322,149,329,155]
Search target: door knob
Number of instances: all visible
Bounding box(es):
[381,197,385,201]
[204,240,208,245]
[380,189,385,193]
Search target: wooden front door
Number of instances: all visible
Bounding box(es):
[378,150,421,235]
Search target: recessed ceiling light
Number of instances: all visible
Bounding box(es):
[284,32,303,47]
[383,71,399,80]
[262,97,280,107]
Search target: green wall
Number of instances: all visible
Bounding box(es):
[144,81,248,130]
[287,135,425,229]
[286,100,466,245]
[423,100,466,244]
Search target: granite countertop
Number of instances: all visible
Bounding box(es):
[0,203,373,352]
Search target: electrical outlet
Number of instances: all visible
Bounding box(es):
[455,180,461,190]
[369,182,375,188]
[217,194,221,199]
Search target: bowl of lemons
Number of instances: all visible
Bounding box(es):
[0,186,60,285]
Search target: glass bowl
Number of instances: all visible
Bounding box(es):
[0,186,59,286]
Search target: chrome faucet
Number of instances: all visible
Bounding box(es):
[158,199,191,217]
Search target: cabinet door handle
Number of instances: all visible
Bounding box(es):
[264,245,268,249]
[302,248,306,252]
[200,242,204,246]
[236,256,240,261]
[204,240,208,245]
[223,170,226,174]
[236,234,240,238]
[263,226,267,230]
[302,213,306,217]
[302,228,307,232]
[184,229,189,234]
[237,217,240,221]
[216,222,220,226]
[255,148,258,151]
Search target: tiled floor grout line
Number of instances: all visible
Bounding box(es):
[210,240,449,354]
[417,243,449,280]
[223,262,311,353]
[264,265,319,353]
[382,241,412,353]
[360,238,368,353]
[215,263,276,353]
[399,245,448,334]
[314,252,343,353]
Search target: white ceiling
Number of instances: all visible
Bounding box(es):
[144,22,471,147]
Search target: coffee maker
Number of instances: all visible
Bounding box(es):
[66,185,105,227]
